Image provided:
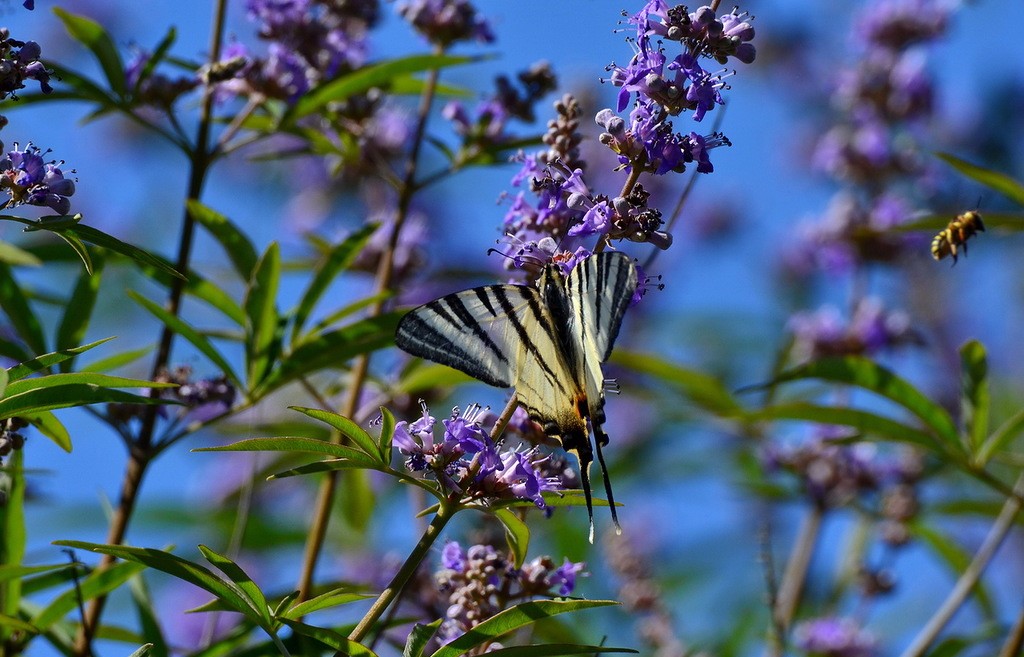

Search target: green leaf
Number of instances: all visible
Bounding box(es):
[377,407,395,465]
[278,618,379,655]
[198,545,271,626]
[0,241,42,267]
[266,313,401,392]
[287,54,476,123]
[131,26,176,98]
[0,613,37,634]
[0,564,73,584]
[269,458,383,479]
[0,262,47,355]
[959,340,989,456]
[126,644,154,657]
[0,384,170,418]
[278,587,372,621]
[188,200,259,280]
[23,411,72,452]
[137,258,246,326]
[291,223,377,342]
[53,8,127,98]
[52,228,94,274]
[752,403,944,452]
[128,290,242,389]
[429,600,618,657]
[977,407,1024,465]
[6,337,115,382]
[194,436,377,465]
[129,575,169,657]
[613,351,743,416]
[765,357,960,448]
[56,256,105,371]
[1,452,26,623]
[33,559,145,631]
[81,346,153,373]
[493,509,529,569]
[68,223,184,280]
[915,523,996,621]
[937,152,1024,207]
[0,368,7,398]
[244,243,282,386]
[404,620,443,657]
[53,541,274,633]
[290,407,382,462]
[4,372,175,397]
[341,467,374,531]
[398,363,475,394]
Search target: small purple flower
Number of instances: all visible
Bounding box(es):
[441,541,466,572]
[0,32,51,97]
[856,0,948,50]
[794,617,876,657]
[476,448,561,509]
[0,143,76,215]
[398,0,494,47]
[547,558,585,596]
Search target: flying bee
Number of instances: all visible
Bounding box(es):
[931,211,985,264]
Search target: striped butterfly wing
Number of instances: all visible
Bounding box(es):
[564,251,638,537]
[395,283,582,423]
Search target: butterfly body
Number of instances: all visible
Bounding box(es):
[395,252,637,540]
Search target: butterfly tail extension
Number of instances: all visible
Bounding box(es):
[562,428,597,544]
[592,422,622,535]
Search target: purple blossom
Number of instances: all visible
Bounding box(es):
[547,558,585,595]
[398,0,494,46]
[856,0,948,50]
[441,541,466,572]
[788,297,916,361]
[474,447,561,509]
[0,143,75,215]
[794,617,877,657]
[0,31,52,97]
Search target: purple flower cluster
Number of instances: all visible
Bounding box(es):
[0,143,76,215]
[434,541,585,644]
[0,29,52,99]
[783,193,923,276]
[214,0,379,104]
[107,365,236,427]
[397,0,493,47]
[125,49,200,108]
[793,616,877,657]
[393,402,561,509]
[788,297,917,361]
[762,428,923,521]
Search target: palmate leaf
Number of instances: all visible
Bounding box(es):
[761,356,961,449]
[54,541,275,634]
[937,152,1024,207]
[429,600,620,657]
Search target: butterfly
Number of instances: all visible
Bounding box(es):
[395,251,637,541]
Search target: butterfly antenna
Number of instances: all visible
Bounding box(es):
[593,427,622,535]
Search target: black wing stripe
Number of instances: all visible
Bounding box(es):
[396,312,512,387]
[491,286,570,397]
[438,295,509,366]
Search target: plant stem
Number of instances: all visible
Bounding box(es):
[997,602,1024,657]
[898,473,1024,657]
[72,1,229,653]
[296,49,444,602]
[773,505,824,632]
[345,503,454,646]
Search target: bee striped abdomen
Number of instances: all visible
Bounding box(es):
[932,211,985,264]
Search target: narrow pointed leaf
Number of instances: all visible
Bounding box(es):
[0,262,46,355]
[290,407,381,462]
[53,541,272,632]
[287,54,475,122]
[279,618,378,655]
[0,241,41,267]
[0,368,7,398]
[137,258,246,326]
[0,384,170,418]
[266,312,401,391]
[429,600,618,657]
[126,645,154,657]
[68,223,183,279]
[129,575,169,657]
[341,467,374,531]
[1,452,26,622]
[53,9,127,97]
[279,587,372,620]
[244,244,281,386]
[614,351,742,415]
[959,340,989,456]
[23,411,71,452]
[128,290,241,389]
[378,407,395,465]
[405,620,443,657]
[483,646,637,657]
[493,509,529,569]
[291,223,377,341]
[269,457,381,479]
[937,152,1024,207]
[131,26,176,97]
[81,346,153,373]
[55,257,105,371]
[33,559,145,631]
[752,403,944,452]
[0,564,73,584]
[52,228,93,274]
[195,436,374,462]
[188,200,258,280]
[198,546,271,625]
[0,613,36,633]
[977,407,1024,465]
[765,357,960,447]
[6,337,115,382]
[4,373,175,396]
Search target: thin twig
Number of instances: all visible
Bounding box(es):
[898,473,1024,657]
[774,505,824,631]
[758,512,786,657]
[997,602,1024,657]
